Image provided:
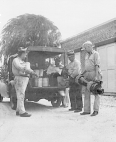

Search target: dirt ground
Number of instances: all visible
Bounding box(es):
[0,95,116,142]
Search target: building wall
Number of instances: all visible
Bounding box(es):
[61,19,116,93]
[70,42,116,93]
[97,43,116,92]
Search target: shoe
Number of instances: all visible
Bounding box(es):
[80,112,90,115]
[74,109,82,113]
[69,108,75,111]
[16,112,28,116]
[62,104,68,108]
[91,111,98,116]
[16,111,19,116]
[63,106,68,108]
[20,112,31,117]
[60,104,65,107]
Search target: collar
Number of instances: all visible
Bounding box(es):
[91,50,94,54]
[17,57,24,62]
[70,59,76,63]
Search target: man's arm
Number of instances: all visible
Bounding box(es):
[95,65,99,80]
[94,52,100,80]
[24,62,38,76]
[13,58,25,72]
[25,68,35,75]
[13,59,37,76]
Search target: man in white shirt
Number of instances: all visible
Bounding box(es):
[12,47,37,117]
[66,51,83,112]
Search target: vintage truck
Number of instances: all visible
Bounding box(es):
[0,46,66,109]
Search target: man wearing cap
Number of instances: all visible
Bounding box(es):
[80,41,102,116]
[12,47,37,117]
[66,51,83,112]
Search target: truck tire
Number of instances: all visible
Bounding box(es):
[0,94,3,102]
[51,93,62,107]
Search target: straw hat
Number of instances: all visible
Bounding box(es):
[18,47,27,52]
[81,41,94,50]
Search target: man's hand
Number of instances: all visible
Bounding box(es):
[31,71,38,77]
[94,76,98,81]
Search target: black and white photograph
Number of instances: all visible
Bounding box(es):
[0,0,116,142]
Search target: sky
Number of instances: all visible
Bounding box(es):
[0,0,116,40]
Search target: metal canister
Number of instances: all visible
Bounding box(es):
[42,78,49,87]
[30,78,35,87]
[39,69,43,77]
[34,78,38,87]
[34,70,39,77]
[38,78,42,87]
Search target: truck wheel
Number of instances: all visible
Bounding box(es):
[51,93,62,107]
[10,96,17,110]
[0,94,3,102]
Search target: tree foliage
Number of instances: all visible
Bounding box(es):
[0,14,61,56]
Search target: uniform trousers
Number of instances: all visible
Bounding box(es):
[83,71,101,113]
[14,76,29,114]
[69,80,83,110]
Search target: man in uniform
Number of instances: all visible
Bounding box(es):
[80,41,102,116]
[66,51,83,112]
[12,47,37,117]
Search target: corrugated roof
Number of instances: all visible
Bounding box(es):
[61,18,116,51]
[61,18,116,44]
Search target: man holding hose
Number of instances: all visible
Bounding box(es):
[80,41,102,116]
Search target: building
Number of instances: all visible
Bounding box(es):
[61,18,116,93]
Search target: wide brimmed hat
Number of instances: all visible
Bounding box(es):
[67,50,75,57]
[18,47,27,52]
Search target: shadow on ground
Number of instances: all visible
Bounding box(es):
[25,100,55,112]
[1,98,59,113]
